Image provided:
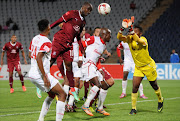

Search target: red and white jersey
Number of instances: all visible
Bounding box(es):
[29,34,52,76]
[84,36,106,65]
[117,41,134,63]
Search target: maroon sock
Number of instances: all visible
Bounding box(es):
[19,75,24,86]
[90,90,100,107]
[66,70,74,87]
[84,82,89,98]
[9,77,13,88]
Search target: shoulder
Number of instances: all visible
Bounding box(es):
[174,53,179,56]
[140,36,147,42]
[16,41,22,45]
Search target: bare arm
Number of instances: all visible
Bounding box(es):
[103,49,111,57]
[36,52,51,89]
[21,50,27,64]
[28,52,31,59]
[1,51,5,66]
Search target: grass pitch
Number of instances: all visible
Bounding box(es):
[0,79,180,121]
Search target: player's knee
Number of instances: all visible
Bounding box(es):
[107,78,114,87]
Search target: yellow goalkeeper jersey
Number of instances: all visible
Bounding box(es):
[117,32,153,67]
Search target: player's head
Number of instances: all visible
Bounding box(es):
[172,49,175,54]
[134,25,143,37]
[38,19,50,34]
[80,2,93,17]
[99,28,111,42]
[11,35,17,43]
[93,27,101,37]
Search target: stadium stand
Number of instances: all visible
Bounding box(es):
[0,0,157,64]
[144,0,180,63]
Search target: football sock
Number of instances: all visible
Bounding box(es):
[84,86,99,107]
[89,90,100,107]
[122,80,127,94]
[139,83,144,96]
[131,93,138,110]
[98,89,108,110]
[68,95,74,106]
[155,87,163,102]
[66,70,74,87]
[63,85,70,104]
[84,82,89,98]
[38,96,53,120]
[9,77,13,88]
[19,75,24,86]
[56,101,65,121]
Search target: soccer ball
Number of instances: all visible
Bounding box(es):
[98,3,111,15]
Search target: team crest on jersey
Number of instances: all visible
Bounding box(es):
[73,25,80,32]
[11,49,16,53]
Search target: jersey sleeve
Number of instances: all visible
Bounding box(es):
[19,42,24,51]
[140,36,148,46]
[39,42,52,53]
[62,10,74,22]
[83,36,95,47]
[117,43,123,57]
[2,44,6,51]
[29,40,33,52]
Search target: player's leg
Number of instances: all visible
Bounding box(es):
[51,83,67,121]
[129,76,143,115]
[139,83,148,99]
[83,81,89,101]
[120,71,129,98]
[8,62,14,93]
[15,61,26,91]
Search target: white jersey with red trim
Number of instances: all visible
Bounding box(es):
[84,36,106,65]
[118,41,134,63]
[29,34,52,78]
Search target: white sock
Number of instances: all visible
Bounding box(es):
[98,89,108,110]
[56,101,65,121]
[63,85,70,104]
[84,85,99,107]
[74,87,79,93]
[38,96,53,121]
[139,83,144,96]
[122,80,127,94]
[68,95,74,106]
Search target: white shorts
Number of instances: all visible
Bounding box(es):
[97,70,103,82]
[72,62,82,78]
[123,61,135,73]
[29,73,59,92]
[81,62,99,82]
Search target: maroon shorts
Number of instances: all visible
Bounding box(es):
[7,61,21,72]
[51,37,73,60]
[102,67,112,81]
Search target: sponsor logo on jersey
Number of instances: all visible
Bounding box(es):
[73,25,80,32]
[11,49,16,53]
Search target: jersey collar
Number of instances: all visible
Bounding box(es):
[100,37,106,45]
[79,10,84,21]
[40,34,46,36]
[10,41,16,46]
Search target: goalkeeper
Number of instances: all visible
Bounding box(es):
[117,17,164,115]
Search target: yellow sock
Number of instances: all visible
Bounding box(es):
[131,93,138,110]
[155,87,163,102]
[56,95,58,101]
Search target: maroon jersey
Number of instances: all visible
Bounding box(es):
[50,10,86,47]
[2,42,23,62]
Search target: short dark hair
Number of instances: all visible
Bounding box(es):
[38,19,49,32]
[93,27,101,32]
[134,25,143,33]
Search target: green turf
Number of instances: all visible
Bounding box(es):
[0,79,180,121]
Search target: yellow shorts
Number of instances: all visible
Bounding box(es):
[133,60,157,81]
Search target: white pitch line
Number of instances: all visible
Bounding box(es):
[0,97,180,117]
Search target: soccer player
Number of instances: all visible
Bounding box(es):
[81,28,111,116]
[28,19,66,121]
[117,42,147,99]
[1,35,27,93]
[117,22,164,115]
[50,2,93,103]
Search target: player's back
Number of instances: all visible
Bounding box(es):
[85,36,106,64]
[29,34,52,78]
[128,36,152,67]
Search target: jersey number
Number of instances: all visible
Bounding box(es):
[31,45,37,59]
